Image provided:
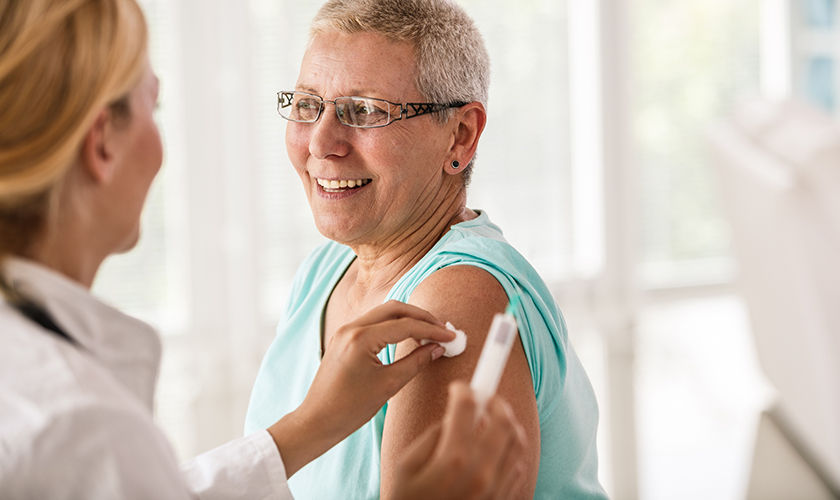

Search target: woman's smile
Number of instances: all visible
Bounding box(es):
[314,176,373,199]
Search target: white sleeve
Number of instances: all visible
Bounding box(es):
[182,430,294,500]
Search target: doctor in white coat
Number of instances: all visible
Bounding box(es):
[0,0,527,498]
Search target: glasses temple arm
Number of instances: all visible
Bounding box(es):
[402,101,469,119]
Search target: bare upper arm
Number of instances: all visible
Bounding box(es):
[380,265,540,499]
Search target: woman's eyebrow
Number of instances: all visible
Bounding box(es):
[295,84,398,100]
[294,85,320,94]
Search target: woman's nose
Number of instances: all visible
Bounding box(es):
[307,103,351,160]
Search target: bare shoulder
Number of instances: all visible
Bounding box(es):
[399,263,524,399]
[409,264,509,335]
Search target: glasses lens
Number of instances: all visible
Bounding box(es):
[336,97,391,127]
[278,92,321,122]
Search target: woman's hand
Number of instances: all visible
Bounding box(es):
[388,381,528,500]
[268,300,455,477]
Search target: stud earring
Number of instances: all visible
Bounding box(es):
[451,160,460,169]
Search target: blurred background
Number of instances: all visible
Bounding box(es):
[94,0,840,498]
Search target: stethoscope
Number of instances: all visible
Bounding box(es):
[0,275,76,345]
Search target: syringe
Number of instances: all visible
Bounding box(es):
[469,293,520,414]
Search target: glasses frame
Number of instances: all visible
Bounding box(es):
[277,90,468,129]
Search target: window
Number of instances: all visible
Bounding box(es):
[460,0,573,282]
[794,0,840,111]
[632,0,761,287]
[94,0,188,332]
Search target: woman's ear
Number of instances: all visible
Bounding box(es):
[80,108,117,184]
[446,102,487,175]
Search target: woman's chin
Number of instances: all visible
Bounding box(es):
[314,224,353,244]
[313,216,366,245]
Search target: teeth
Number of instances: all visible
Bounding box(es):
[316,178,370,190]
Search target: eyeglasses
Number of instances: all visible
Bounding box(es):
[277,90,468,129]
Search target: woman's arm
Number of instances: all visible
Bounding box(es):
[380,265,541,499]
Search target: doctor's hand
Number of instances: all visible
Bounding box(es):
[268,300,455,477]
[388,381,528,500]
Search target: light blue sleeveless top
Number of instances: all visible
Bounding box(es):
[245,211,606,499]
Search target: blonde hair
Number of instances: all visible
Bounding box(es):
[310,0,490,184]
[0,0,148,259]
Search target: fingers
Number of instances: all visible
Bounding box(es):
[489,398,528,499]
[399,423,443,474]
[495,464,526,500]
[471,395,522,498]
[337,317,455,354]
[390,383,529,500]
[433,381,478,462]
[331,301,455,354]
[373,317,456,345]
[381,343,445,396]
[351,300,445,328]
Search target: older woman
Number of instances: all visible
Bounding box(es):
[245,0,607,498]
[0,0,528,498]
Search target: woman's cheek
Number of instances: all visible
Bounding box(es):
[285,124,309,169]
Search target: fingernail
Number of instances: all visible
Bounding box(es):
[431,345,446,360]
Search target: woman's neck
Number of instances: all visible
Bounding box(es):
[346,189,476,301]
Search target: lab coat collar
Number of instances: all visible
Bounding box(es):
[2,256,162,411]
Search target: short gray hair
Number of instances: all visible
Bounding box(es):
[310,0,489,184]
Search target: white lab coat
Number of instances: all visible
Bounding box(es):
[0,258,293,499]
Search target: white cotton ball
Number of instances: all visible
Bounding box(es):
[421,321,467,357]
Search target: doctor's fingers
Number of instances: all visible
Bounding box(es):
[398,422,444,475]
[378,342,446,396]
[349,300,446,329]
[453,397,521,497]
[375,344,444,399]
[495,463,527,500]
[414,386,520,500]
[334,316,455,350]
[481,397,528,499]
[431,382,479,466]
